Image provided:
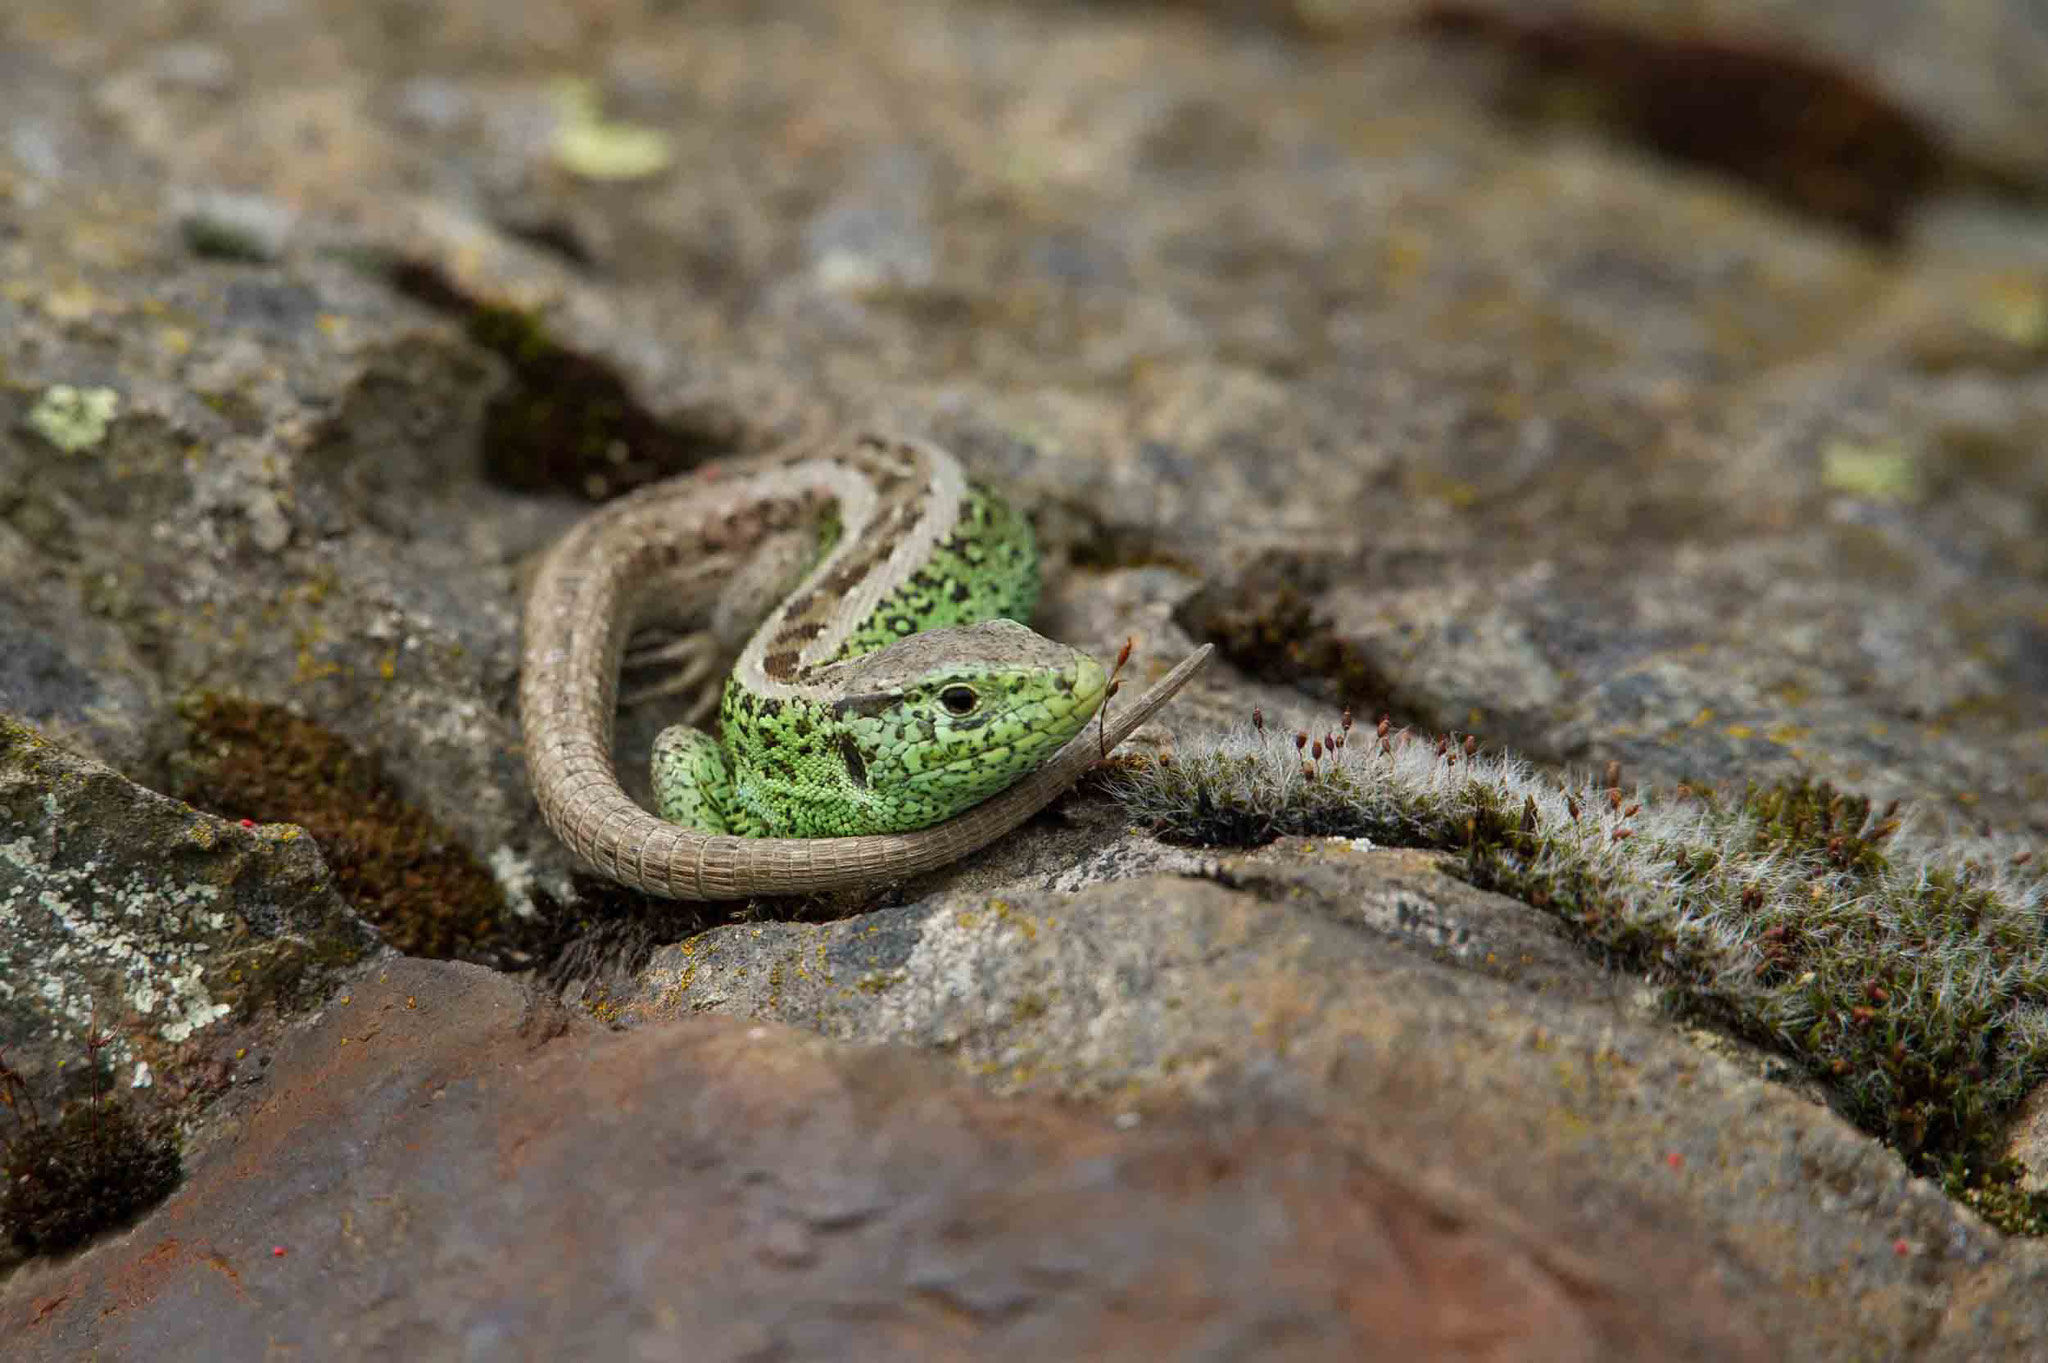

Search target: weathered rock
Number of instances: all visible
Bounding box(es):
[0,0,2044,1355]
[0,576,160,776]
[1396,0,2048,197]
[0,957,1775,1361]
[627,843,1996,1356]
[0,717,379,1220]
[7,0,2042,837]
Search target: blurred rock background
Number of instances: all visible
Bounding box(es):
[2,1,2045,1357]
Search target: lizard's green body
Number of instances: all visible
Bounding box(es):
[518,430,1212,900]
[647,436,1106,837]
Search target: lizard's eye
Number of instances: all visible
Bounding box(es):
[939,685,979,716]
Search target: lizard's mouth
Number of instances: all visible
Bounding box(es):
[1017,653,1107,739]
[1065,654,1109,715]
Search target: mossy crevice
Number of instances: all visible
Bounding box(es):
[535,872,723,1008]
[1419,4,1949,242]
[171,694,533,965]
[388,261,736,500]
[1174,551,1436,732]
[1,1042,180,1261]
[1111,716,2048,1234]
[165,687,732,1005]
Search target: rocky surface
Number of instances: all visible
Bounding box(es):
[0,716,378,1141]
[0,957,1781,1361]
[623,841,2045,1356]
[2,0,2046,1357]
[1293,0,2048,209]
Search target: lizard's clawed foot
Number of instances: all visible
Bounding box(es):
[621,631,724,721]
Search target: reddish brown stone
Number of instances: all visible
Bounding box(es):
[3,959,1769,1361]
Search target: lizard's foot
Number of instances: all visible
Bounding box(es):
[651,724,734,833]
[622,631,724,722]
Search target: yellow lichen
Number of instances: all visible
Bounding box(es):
[549,79,673,182]
[27,384,120,453]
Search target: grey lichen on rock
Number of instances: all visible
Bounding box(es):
[0,714,380,1113]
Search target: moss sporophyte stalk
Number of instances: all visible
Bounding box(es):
[1108,712,2048,1235]
[1,1027,180,1259]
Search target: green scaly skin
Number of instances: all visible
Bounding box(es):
[651,485,1109,837]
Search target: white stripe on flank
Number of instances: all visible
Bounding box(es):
[732,436,965,701]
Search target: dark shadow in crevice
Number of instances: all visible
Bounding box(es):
[1420,4,1954,244]
[390,261,737,501]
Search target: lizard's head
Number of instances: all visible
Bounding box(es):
[826,619,1108,828]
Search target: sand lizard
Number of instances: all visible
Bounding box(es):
[519,433,1211,899]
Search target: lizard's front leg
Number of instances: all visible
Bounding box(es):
[642,523,824,826]
[650,724,736,834]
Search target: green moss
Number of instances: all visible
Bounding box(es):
[180,218,271,264]
[171,694,527,964]
[194,386,264,432]
[1112,717,2048,1231]
[1735,777,1894,880]
[1820,439,1919,502]
[1942,1158,2048,1238]
[548,78,674,182]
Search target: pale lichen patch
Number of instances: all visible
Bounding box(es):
[26,383,121,453]
[1,822,237,1055]
[2,714,377,1108]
